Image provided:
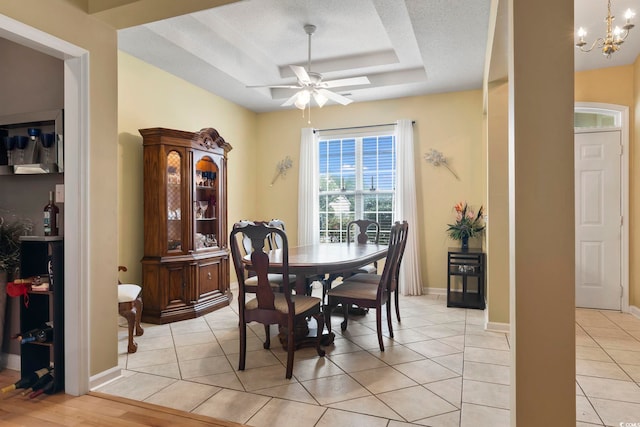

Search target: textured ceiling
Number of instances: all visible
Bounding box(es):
[117,0,640,113]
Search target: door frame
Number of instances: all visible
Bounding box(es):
[575,102,629,312]
[0,15,90,394]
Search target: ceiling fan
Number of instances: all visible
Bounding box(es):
[249,24,370,109]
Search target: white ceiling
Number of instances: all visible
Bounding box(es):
[118,0,640,113]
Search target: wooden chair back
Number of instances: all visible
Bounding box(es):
[267,219,286,250]
[347,219,380,244]
[230,221,292,311]
[387,221,409,294]
[376,221,408,298]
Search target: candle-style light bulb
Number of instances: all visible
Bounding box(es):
[614,26,623,39]
[623,8,635,30]
[625,8,635,21]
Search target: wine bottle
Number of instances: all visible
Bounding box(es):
[43,190,59,236]
[18,326,53,344]
[1,366,52,393]
[21,370,54,396]
[14,322,53,343]
[28,378,55,398]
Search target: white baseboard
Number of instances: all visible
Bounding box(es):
[1,353,20,371]
[422,287,447,296]
[629,305,640,319]
[485,320,510,333]
[89,366,122,391]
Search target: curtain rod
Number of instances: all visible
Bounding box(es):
[314,120,415,133]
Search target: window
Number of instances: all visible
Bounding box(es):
[318,133,396,244]
[574,108,620,129]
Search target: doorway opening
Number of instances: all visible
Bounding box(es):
[0,15,90,394]
[574,103,628,312]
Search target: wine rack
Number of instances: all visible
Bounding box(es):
[18,236,64,394]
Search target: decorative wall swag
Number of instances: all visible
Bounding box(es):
[424,148,459,180]
[271,156,293,186]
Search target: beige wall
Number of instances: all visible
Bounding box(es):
[635,57,640,307]
[486,80,509,325]
[575,65,635,106]
[117,51,258,286]
[1,0,119,377]
[575,64,638,307]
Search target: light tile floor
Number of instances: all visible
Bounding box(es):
[94,289,640,427]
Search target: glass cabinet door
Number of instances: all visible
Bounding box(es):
[166,150,183,252]
[194,153,219,250]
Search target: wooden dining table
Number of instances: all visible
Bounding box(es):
[257,242,389,294]
[243,242,389,348]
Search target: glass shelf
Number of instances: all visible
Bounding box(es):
[194,154,219,251]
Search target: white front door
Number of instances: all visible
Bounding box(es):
[574,130,622,310]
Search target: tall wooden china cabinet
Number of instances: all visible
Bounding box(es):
[140,127,232,324]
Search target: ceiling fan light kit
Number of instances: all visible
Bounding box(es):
[249,23,370,116]
[575,0,635,57]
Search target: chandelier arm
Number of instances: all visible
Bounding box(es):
[618,29,630,43]
[577,37,604,53]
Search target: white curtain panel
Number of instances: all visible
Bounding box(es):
[395,119,423,295]
[298,127,320,246]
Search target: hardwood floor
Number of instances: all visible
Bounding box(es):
[0,369,245,426]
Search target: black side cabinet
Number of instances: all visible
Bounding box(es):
[19,236,64,394]
[447,247,485,309]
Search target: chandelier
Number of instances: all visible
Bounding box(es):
[575,0,635,57]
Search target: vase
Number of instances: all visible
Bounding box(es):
[461,235,469,250]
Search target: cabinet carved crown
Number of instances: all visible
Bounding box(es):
[193,127,232,152]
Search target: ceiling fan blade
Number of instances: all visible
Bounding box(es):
[317,89,353,106]
[246,84,301,89]
[289,65,311,84]
[323,76,370,88]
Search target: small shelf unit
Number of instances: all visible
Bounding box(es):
[447,247,486,310]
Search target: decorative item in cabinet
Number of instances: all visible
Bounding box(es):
[447,247,485,309]
[0,109,64,174]
[18,236,64,394]
[141,127,232,324]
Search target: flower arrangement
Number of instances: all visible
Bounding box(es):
[447,202,485,241]
[0,221,24,273]
[0,215,31,276]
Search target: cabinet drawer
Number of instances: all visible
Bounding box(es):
[199,261,220,297]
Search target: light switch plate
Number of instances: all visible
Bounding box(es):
[55,184,64,204]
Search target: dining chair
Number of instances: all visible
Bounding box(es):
[117,266,144,353]
[325,220,408,351]
[320,219,381,313]
[345,219,406,323]
[229,221,325,379]
[237,220,284,347]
